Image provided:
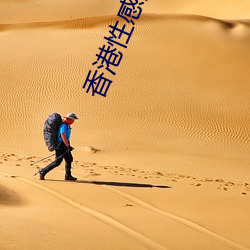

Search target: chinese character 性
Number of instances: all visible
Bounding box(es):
[83,70,112,97]
[104,21,135,48]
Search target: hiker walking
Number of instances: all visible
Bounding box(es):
[39,112,78,181]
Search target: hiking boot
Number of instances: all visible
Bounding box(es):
[65,175,77,181]
[39,170,45,180]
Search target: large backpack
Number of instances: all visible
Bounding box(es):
[43,113,63,151]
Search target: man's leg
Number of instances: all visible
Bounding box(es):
[39,150,64,179]
[64,152,77,181]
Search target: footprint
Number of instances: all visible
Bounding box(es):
[124,203,133,207]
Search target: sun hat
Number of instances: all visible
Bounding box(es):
[64,112,78,120]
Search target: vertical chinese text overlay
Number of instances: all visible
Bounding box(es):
[83,0,148,97]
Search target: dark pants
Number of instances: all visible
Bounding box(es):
[40,149,73,177]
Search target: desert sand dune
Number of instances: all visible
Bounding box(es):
[1,14,249,178]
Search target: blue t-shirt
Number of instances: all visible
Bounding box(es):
[57,123,71,143]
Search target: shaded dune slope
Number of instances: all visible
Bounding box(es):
[0,184,23,206]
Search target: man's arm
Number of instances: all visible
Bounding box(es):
[61,132,69,147]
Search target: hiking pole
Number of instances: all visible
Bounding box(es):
[33,151,69,176]
[31,153,55,166]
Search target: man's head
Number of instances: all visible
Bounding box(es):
[64,112,78,125]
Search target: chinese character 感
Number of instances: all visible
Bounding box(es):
[117,0,144,25]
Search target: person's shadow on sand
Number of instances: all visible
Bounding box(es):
[78,180,171,189]
[47,179,171,188]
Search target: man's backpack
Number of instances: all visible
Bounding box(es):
[43,113,63,151]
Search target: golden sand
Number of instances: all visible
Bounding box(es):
[0,1,250,249]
